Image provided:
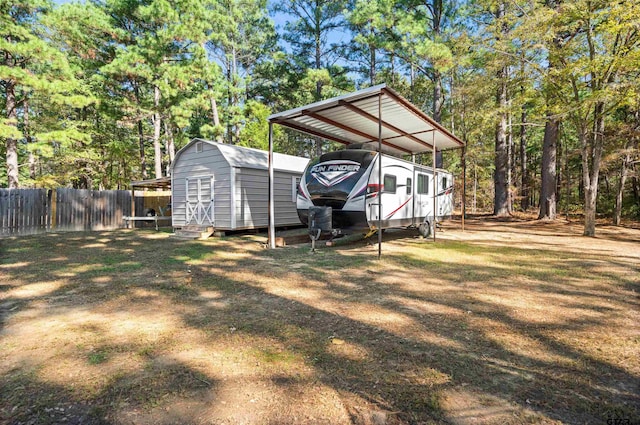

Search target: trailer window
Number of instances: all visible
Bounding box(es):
[417,174,429,194]
[383,174,396,193]
[406,178,412,195]
[442,176,448,190]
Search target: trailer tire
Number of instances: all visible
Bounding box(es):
[418,222,431,238]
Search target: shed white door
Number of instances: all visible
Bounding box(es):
[185,176,214,225]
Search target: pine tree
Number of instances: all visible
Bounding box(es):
[1,0,95,188]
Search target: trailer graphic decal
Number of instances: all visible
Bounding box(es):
[310,160,361,187]
[384,197,413,219]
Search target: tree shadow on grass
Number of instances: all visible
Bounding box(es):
[1,228,638,424]
[172,236,639,423]
[1,354,219,425]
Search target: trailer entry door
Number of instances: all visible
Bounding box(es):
[415,173,430,220]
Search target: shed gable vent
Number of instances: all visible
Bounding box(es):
[195,142,203,153]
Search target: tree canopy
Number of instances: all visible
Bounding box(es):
[1,0,639,232]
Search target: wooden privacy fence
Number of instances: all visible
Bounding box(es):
[0,189,50,236]
[0,188,133,236]
[55,189,132,232]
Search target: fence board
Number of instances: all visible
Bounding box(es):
[0,188,133,236]
[0,189,49,236]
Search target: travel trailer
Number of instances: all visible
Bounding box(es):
[297,146,453,238]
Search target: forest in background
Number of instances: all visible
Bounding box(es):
[1,0,639,235]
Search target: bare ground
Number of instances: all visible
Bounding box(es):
[0,216,638,425]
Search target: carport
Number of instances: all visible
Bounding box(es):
[267,84,465,254]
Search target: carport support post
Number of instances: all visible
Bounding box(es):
[432,132,437,242]
[130,186,135,229]
[268,122,276,249]
[462,145,466,232]
[377,93,383,259]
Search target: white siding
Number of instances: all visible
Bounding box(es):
[171,143,232,227]
[172,139,306,231]
[274,172,301,226]
[234,168,301,229]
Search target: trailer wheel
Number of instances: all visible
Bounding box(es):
[418,222,431,238]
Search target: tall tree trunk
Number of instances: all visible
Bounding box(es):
[432,0,444,168]
[210,97,220,127]
[581,103,605,236]
[494,82,509,216]
[584,182,597,235]
[409,62,414,103]
[24,97,36,181]
[210,97,223,143]
[434,70,444,167]
[315,19,322,100]
[231,46,241,143]
[557,135,563,207]
[369,22,376,85]
[138,121,147,180]
[613,147,630,226]
[539,115,559,219]
[226,59,234,144]
[450,72,456,134]
[314,25,323,158]
[520,105,529,210]
[494,64,509,216]
[632,169,639,206]
[390,53,395,85]
[433,70,443,123]
[507,104,514,213]
[134,83,147,180]
[564,136,570,218]
[153,85,163,179]
[518,57,529,211]
[633,112,640,206]
[164,119,175,164]
[493,2,509,216]
[5,79,19,188]
[538,1,563,218]
[473,162,477,213]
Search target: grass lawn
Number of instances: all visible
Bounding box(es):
[0,217,638,424]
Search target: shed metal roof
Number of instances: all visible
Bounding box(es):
[177,138,309,173]
[268,84,464,156]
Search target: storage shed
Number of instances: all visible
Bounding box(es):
[170,138,309,231]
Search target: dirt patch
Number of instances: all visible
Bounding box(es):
[0,218,638,424]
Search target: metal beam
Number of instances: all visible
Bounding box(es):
[384,130,435,144]
[282,112,414,155]
[273,119,354,146]
[303,110,376,142]
[338,100,435,151]
[381,88,465,149]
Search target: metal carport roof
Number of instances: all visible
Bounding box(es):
[267,83,464,156]
[266,84,466,251]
